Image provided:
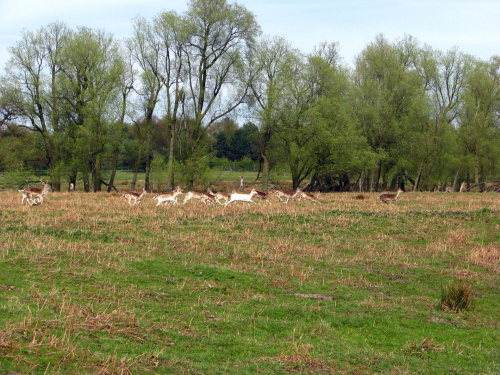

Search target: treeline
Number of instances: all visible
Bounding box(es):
[0,0,499,192]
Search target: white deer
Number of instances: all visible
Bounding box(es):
[19,180,51,206]
[122,188,147,205]
[296,188,321,204]
[153,186,183,206]
[225,189,259,207]
[274,188,301,204]
[377,188,403,204]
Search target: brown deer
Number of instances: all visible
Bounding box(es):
[122,188,147,205]
[296,188,321,204]
[208,189,231,205]
[252,189,270,203]
[19,180,51,206]
[153,186,184,206]
[377,188,403,204]
[274,188,301,204]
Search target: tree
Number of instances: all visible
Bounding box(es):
[354,34,435,191]
[214,131,231,159]
[59,27,125,192]
[289,42,373,192]
[250,36,297,190]
[128,17,164,191]
[153,11,188,190]
[0,22,69,190]
[458,57,500,188]
[180,0,260,188]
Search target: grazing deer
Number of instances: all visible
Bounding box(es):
[19,180,51,206]
[182,191,215,205]
[122,188,147,205]
[225,189,258,207]
[208,189,231,205]
[153,186,183,206]
[274,188,301,204]
[377,188,403,204]
[296,188,321,204]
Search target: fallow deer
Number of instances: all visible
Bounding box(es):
[253,189,270,203]
[377,188,403,204]
[153,186,183,206]
[122,188,147,205]
[19,180,51,206]
[208,189,231,205]
[296,188,321,204]
[225,189,259,207]
[274,188,301,204]
[183,191,215,205]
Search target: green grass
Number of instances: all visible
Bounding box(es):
[0,191,499,374]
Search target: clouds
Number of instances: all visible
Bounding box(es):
[0,0,499,70]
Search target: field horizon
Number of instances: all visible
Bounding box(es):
[0,190,499,374]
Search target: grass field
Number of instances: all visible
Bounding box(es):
[0,189,499,374]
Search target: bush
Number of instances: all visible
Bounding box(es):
[440,280,475,312]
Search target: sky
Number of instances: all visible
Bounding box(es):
[0,0,499,71]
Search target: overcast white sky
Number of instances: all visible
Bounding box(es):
[0,0,499,70]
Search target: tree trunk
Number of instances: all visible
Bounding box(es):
[83,162,90,193]
[474,154,480,188]
[262,153,270,192]
[452,168,460,192]
[131,145,143,192]
[166,123,176,190]
[413,163,423,192]
[107,151,118,193]
[92,155,102,192]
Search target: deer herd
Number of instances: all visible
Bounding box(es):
[16,180,407,207]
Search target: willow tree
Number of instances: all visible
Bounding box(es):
[354,34,432,191]
[128,17,164,191]
[153,11,188,190]
[458,57,500,188]
[59,27,125,192]
[250,36,296,190]
[181,0,260,188]
[0,22,69,190]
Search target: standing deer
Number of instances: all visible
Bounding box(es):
[122,188,147,205]
[19,180,51,206]
[377,188,403,204]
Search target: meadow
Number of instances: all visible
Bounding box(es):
[0,186,499,374]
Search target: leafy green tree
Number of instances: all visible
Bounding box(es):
[458,57,500,188]
[214,131,231,159]
[0,125,45,171]
[354,34,441,191]
[153,11,188,190]
[128,17,164,191]
[180,0,260,188]
[293,43,374,191]
[250,36,297,190]
[0,22,69,190]
[58,27,125,192]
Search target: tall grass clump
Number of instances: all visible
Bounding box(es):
[440,280,475,312]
